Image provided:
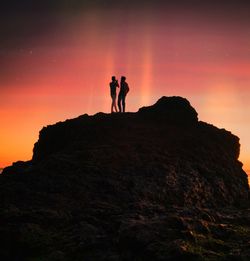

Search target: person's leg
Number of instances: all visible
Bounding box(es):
[111,95,114,113]
[114,95,118,112]
[118,94,122,112]
[122,95,126,112]
[111,95,116,113]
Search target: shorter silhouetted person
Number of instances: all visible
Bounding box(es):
[118,76,129,113]
[109,76,119,113]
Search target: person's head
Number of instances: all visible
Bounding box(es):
[112,76,116,81]
[121,76,126,82]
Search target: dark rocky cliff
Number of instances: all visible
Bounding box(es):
[1,96,249,260]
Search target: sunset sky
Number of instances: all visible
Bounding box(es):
[0,1,250,176]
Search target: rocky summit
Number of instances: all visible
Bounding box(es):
[1,96,249,260]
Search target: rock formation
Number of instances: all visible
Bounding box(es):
[0,96,249,260]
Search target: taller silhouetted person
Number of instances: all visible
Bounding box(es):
[118,76,129,113]
[109,76,119,113]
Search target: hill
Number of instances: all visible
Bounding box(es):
[1,96,249,260]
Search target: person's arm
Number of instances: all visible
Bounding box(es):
[126,83,129,93]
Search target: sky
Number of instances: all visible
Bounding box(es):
[0,1,250,177]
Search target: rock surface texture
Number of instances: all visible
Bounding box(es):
[1,96,249,260]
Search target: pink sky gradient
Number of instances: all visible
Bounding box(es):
[0,6,249,177]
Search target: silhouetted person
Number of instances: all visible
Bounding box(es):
[109,76,119,113]
[118,76,129,113]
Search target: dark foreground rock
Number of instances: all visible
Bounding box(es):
[0,96,249,260]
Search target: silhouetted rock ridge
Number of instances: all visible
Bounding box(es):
[138,96,198,123]
[1,96,249,260]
